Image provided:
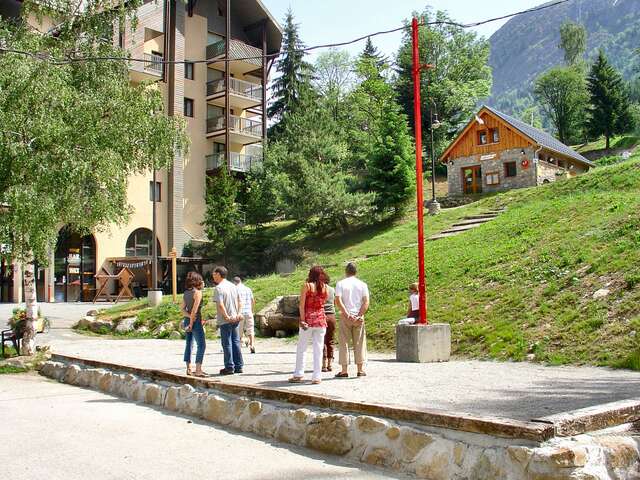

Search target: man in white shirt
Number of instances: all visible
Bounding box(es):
[335,262,370,378]
[234,276,256,354]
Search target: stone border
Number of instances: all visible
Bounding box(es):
[50,353,551,442]
[40,359,640,480]
[535,399,640,437]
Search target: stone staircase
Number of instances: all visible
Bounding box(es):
[428,208,505,241]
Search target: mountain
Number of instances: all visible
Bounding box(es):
[488,0,640,114]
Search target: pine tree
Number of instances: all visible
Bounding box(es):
[267,8,313,137]
[364,101,415,215]
[586,50,634,149]
[360,37,387,71]
[202,168,240,256]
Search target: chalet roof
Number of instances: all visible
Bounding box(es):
[483,106,595,167]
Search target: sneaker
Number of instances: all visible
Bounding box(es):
[250,347,256,354]
[219,368,234,375]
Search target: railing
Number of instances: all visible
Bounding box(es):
[206,115,262,137]
[143,53,164,75]
[206,152,262,173]
[206,39,261,66]
[207,78,262,101]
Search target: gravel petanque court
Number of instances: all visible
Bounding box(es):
[3,302,640,422]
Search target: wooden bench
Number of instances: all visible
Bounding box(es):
[1,328,21,357]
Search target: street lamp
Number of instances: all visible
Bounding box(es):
[427,100,441,215]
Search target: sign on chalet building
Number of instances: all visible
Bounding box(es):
[440,106,595,195]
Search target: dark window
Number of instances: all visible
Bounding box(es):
[490,128,500,143]
[118,27,124,48]
[478,130,487,145]
[149,181,161,202]
[504,162,517,177]
[185,61,194,80]
[218,7,223,16]
[184,98,194,117]
[126,228,161,257]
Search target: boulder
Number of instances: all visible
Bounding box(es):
[281,295,300,315]
[88,320,113,333]
[86,310,99,317]
[306,414,353,456]
[137,326,150,334]
[592,288,610,299]
[75,318,91,330]
[115,317,136,334]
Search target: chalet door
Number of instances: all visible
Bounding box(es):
[462,166,482,194]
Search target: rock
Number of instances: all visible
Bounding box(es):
[307,414,353,456]
[363,447,394,467]
[248,401,263,416]
[281,295,299,315]
[165,387,180,411]
[143,383,165,406]
[400,427,434,462]
[355,416,388,433]
[234,399,249,416]
[293,408,312,424]
[592,288,610,299]
[453,443,468,467]
[169,331,182,340]
[507,446,533,467]
[88,320,112,333]
[98,371,113,392]
[62,365,82,384]
[527,353,536,361]
[75,318,91,329]
[255,411,280,438]
[415,451,450,480]
[386,426,401,440]
[275,421,305,446]
[275,330,287,338]
[152,322,173,337]
[204,395,233,425]
[115,317,136,334]
[531,446,587,469]
[597,438,638,470]
[137,326,150,334]
[86,310,98,316]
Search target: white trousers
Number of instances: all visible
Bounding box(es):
[293,326,326,381]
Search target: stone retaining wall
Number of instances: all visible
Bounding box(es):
[40,360,640,480]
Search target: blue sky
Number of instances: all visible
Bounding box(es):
[262,0,544,60]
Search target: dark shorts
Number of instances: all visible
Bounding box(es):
[409,310,420,320]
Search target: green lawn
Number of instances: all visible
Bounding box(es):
[100,153,640,369]
[575,135,640,153]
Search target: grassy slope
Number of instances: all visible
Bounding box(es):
[246,155,640,368]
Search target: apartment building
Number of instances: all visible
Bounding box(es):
[0,0,282,303]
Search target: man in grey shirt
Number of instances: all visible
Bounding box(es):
[213,266,243,375]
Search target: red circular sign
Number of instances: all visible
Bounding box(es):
[521,159,530,169]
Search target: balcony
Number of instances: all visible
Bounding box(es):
[206,114,262,144]
[206,39,262,76]
[129,52,164,83]
[206,152,262,173]
[206,77,263,110]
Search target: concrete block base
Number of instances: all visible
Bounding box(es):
[427,200,441,215]
[396,323,451,363]
[147,289,163,308]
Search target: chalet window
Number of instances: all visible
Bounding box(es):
[504,162,517,177]
[185,61,194,80]
[149,181,161,202]
[478,130,488,145]
[184,98,194,118]
[490,128,500,143]
[486,172,500,186]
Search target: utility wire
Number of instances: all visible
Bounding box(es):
[0,0,571,66]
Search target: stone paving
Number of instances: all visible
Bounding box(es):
[3,301,640,421]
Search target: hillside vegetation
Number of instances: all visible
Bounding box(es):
[247,154,640,369]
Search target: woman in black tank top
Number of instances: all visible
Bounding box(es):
[182,271,206,376]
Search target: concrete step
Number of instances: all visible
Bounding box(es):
[440,223,484,234]
[452,218,494,227]
[463,214,498,221]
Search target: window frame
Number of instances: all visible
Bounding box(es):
[184,97,194,118]
[149,181,161,202]
[477,130,488,145]
[504,161,517,178]
[185,61,194,80]
[490,127,500,143]
[485,172,500,186]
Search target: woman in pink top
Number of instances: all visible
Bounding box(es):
[289,266,328,384]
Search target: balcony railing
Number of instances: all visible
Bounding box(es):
[206,39,261,67]
[206,77,263,101]
[206,115,262,137]
[206,152,262,173]
[143,53,164,75]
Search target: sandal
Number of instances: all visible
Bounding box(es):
[288,377,304,383]
[186,368,193,376]
[357,372,367,377]
[193,372,208,378]
[321,367,329,372]
[334,372,349,378]
[311,380,321,385]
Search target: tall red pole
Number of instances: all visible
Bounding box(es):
[412,17,428,325]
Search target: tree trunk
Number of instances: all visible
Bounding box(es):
[20,261,38,356]
[605,135,610,150]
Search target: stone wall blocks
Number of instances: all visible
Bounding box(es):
[254,410,281,438]
[248,401,263,417]
[143,383,165,407]
[97,371,113,393]
[306,414,353,456]
[597,437,640,472]
[292,408,313,425]
[385,426,401,440]
[399,426,434,463]
[355,416,389,434]
[165,387,180,412]
[204,394,233,425]
[62,364,82,384]
[362,446,396,468]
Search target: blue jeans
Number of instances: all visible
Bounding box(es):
[219,322,243,371]
[183,318,206,364]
